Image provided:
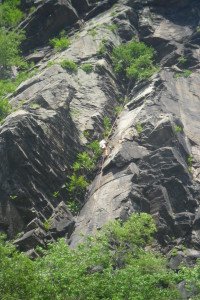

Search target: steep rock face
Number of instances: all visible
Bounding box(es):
[20,0,80,50]
[70,0,200,250]
[71,70,200,248]
[0,3,124,245]
[20,0,117,51]
[0,0,200,254]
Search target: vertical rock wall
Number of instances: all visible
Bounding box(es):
[0,0,200,253]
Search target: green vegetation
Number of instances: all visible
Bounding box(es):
[65,140,102,213]
[171,247,179,257]
[0,71,31,100]
[9,195,17,200]
[104,23,118,32]
[68,174,89,195]
[50,36,71,52]
[136,123,143,134]
[97,39,108,56]
[111,11,117,17]
[87,140,102,161]
[1,213,200,299]
[83,129,90,138]
[60,59,78,73]
[112,40,157,82]
[43,219,52,232]
[29,6,36,14]
[88,28,98,37]
[53,191,59,198]
[114,105,123,116]
[187,155,193,167]
[196,26,200,33]
[81,63,93,73]
[72,152,95,173]
[0,70,34,122]
[103,116,112,138]
[47,61,56,67]
[0,98,11,122]
[0,29,25,70]
[175,70,192,79]
[0,1,36,123]
[174,125,183,133]
[66,199,80,214]
[178,56,187,65]
[187,155,194,173]
[30,103,40,110]
[0,0,24,28]
[182,70,192,78]
[70,108,80,117]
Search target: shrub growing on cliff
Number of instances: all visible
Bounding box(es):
[103,116,112,137]
[73,152,95,172]
[60,59,78,73]
[81,63,93,73]
[112,40,157,82]
[50,36,70,52]
[0,98,11,122]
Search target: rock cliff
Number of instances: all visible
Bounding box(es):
[0,0,200,258]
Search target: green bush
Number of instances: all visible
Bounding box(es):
[66,140,101,212]
[0,28,25,70]
[0,234,36,300]
[182,70,192,78]
[174,125,183,133]
[0,70,36,122]
[87,140,102,160]
[0,213,192,299]
[0,71,31,99]
[60,59,78,73]
[72,152,95,172]
[0,98,11,122]
[114,105,123,116]
[50,37,70,52]
[0,0,24,28]
[136,123,143,134]
[67,199,80,214]
[81,63,93,74]
[97,39,107,56]
[178,56,187,65]
[68,174,89,196]
[175,70,192,79]
[43,219,52,232]
[112,40,157,82]
[103,116,112,138]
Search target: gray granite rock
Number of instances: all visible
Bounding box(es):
[1,0,200,254]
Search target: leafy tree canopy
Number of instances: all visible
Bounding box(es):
[0,28,24,69]
[0,0,23,28]
[1,213,199,300]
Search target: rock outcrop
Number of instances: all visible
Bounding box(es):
[0,0,200,256]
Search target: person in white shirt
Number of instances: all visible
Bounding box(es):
[99,139,108,157]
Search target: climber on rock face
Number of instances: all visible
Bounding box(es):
[99,139,108,157]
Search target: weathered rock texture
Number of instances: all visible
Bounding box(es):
[0,0,200,255]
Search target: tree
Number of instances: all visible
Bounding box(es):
[0,213,186,299]
[0,29,24,70]
[0,0,23,28]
